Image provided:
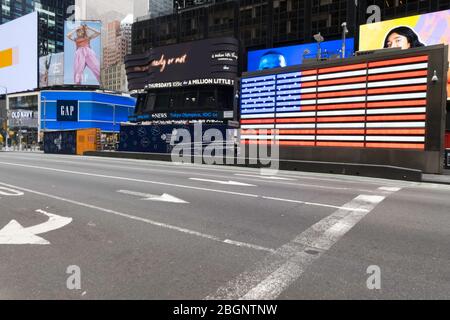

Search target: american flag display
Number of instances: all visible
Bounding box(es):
[240,55,429,150]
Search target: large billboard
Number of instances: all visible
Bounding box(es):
[125,37,239,90]
[359,9,450,99]
[247,39,355,72]
[0,12,38,94]
[64,21,102,86]
[39,53,64,87]
[240,45,448,173]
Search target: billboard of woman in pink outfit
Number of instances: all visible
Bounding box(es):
[64,21,102,86]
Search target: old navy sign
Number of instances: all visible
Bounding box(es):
[57,100,78,122]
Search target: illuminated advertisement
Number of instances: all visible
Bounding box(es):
[0,12,38,93]
[241,55,431,150]
[125,37,239,90]
[247,39,355,72]
[359,9,450,99]
[64,21,102,86]
[39,53,64,87]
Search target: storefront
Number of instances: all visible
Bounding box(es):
[125,37,239,125]
[6,92,40,148]
[6,90,136,147]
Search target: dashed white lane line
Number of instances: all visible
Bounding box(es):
[0,181,274,254]
[234,174,297,181]
[0,161,373,211]
[206,188,400,300]
[262,196,370,213]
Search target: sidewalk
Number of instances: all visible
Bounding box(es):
[422,169,450,185]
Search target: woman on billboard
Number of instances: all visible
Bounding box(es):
[384,26,425,50]
[66,24,101,85]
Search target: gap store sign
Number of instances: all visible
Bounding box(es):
[247,38,355,72]
[56,100,79,122]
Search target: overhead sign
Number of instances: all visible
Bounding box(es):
[56,100,79,122]
[359,9,450,99]
[125,37,239,90]
[247,38,355,72]
[0,12,38,93]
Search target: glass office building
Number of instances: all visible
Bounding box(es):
[0,0,74,56]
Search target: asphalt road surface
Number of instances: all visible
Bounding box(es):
[0,151,449,300]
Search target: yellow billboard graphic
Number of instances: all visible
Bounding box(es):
[0,48,14,69]
[360,10,450,99]
[360,15,422,50]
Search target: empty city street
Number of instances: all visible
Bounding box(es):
[0,151,449,300]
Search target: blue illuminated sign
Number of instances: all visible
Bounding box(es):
[247,38,355,71]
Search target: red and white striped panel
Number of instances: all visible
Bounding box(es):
[365,55,428,150]
[315,63,368,147]
[240,55,430,150]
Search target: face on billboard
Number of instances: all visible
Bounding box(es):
[359,9,450,98]
[39,53,64,87]
[64,21,102,86]
[0,12,38,94]
[247,39,355,72]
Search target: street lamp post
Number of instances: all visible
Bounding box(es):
[341,22,349,59]
[0,85,8,150]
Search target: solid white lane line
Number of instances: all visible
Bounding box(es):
[0,161,368,210]
[0,181,274,253]
[0,152,415,188]
[0,155,364,192]
[0,161,259,199]
[206,191,397,300]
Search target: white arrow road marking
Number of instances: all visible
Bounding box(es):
[189,178,256,187]
[117,190,189,204]
[234,174,297,181]
[0,187,24,196]
[0,209,72,245]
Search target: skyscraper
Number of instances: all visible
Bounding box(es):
[134,0,173,21]
[101,15,133,92]
[0,0,75,56]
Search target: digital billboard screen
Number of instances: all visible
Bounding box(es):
[359,9,450,99]
[241,55,431,151]
[125,37,239,90]
[39,53,64,88]
[64,21,102,86]
[247,38,355,72]
[0,12,38,94]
